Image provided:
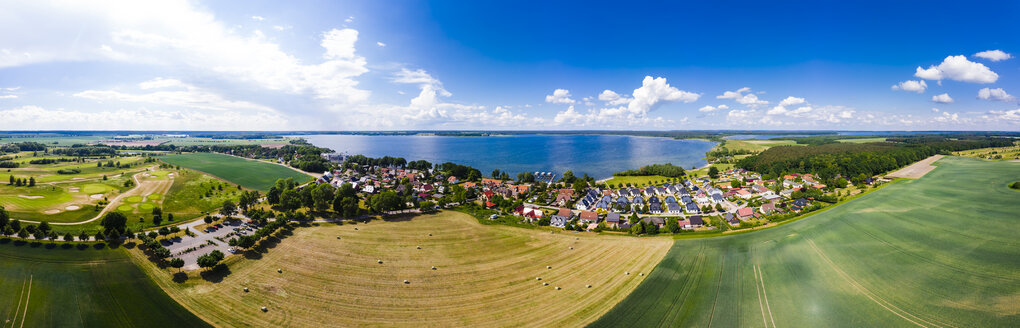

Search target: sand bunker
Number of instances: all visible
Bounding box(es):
[17,195,44,199]
[68,187,81,192]
[90,194,104,199]
[43,210,60,214]
[65,205,81,210]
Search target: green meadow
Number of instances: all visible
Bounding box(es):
[161,152,312,191]
[0,242,209,327]
[591,156,1019,327]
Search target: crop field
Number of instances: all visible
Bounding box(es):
[591,156,1020,327]
[0,242,209,327]
[137,211,672,327]
[161,153,312,191]
[954,140,1020,160]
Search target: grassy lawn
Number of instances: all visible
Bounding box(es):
[722,139,800,152]
[837,137,888,143]
[0,241,209,327]
[954,140,1020,160]
[161,169,243,220]
[134,211,672,327]
[603,175,675,187]
[161,152,312,191]
[591,156,1019,327]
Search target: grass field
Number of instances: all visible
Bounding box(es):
[160,153,312,191]
[161,169,243,220]
[722,139,800,152]
[603,175,674,187]
[837,137,888,143]
[954,140,1020,160]
[591,156,1020,327]
[136,211,672,327]
[0,241,209,327]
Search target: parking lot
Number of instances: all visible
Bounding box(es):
[165,218,259,270]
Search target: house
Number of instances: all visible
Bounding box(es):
[737,207,754,220]
[666,203,682,214]
[550,208,573,228]
[694,191,710,204]
[641,217,665,228]
[687,215,704,228]
[614,197,630,212]
[724,213,739,226]
[554,193,572,207]
[631,196,645,211]
[463,182,477,189]
[605,213,621,228]
[751,185,772,195]
[779,189,794,198]
[783,180,803,189]
[361,185,376,194]
[481,178,502,187]
[792,198,810,207]
[735,189,753,199]
[643,186,657,197]
[482,190,495,200]
[677,218,690,229]
[485,201,497,208]
[578,211,599,224]
[647,196,662,213]
[712,194,724,203]
[762,194,782,202]
[863,177,876,185]
[557,188,575,198]
[685,202,700,213]
[447,176,459,184]
[760,202,776,214]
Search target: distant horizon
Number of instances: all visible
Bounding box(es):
[0,130,1017,133]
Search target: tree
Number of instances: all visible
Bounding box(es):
[0,205,9,230]
[28,177,35,187]
[266,186,281,205]
[220,200,237,217]
[236,235,257,249]
[277,189,301,211]
[79,231,89,241]
[152,215,163,227]
[491,169,501,179]
[107,229,120,241]
[100,212,127,234]
[94,231,105,241]
[647,222,660,235]
[715,203,724,212]
[152,207,162,218]
[666,219,680,233]
[8,175,12,185]
[33,229,46,240]
[311,184,335,211]
[38,221,50,233]
[197,250,225,270]
[169,258,185,272]
[17,228,29,239]
[418,200,436,212]
[629,213,640,224]
[708,166,720,179]
[239,190,260,212]
[630,221,645,235]
[203,216,213,224]
[369,191,401,213]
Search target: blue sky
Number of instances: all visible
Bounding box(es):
[0,0,1017,131]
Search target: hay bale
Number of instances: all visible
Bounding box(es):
[569,247,573,250]
[536,277,542,281]
[586,284,592,288]
[555,286,561,290]
[336,236,341,239]
[243,287,249,292]
[261,306,268,312]
[354,227,359,230]
[428,233,432,236]
[378,259,383,264]
[543,282,549,286]
[417,246,421,249]
[639,273,644,276]
[277,269,282,273]
[431,266,437,270]
[625,272,630,275]
[404,280,410,284]
[546,266,552,269]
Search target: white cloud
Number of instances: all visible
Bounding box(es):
[0,1,371,104]
[251,15,264,21]
[717,87,768,108]
[0,95,16,99]
[553,105,584,124]
[891,80,927,93]
[628,76,699,114]
[985,109,1020,122]
[977,87,1016,102]
[933,111,960,123]
[698,104,727,112]
[545,89,576,104]
[973,50,1012,62]
[272,25,291,31]
[75,78,277,113]
[376,41,386,47]
[598,89,632,106]
[778,96,805,107]
[345,16,354,23]
[0,105,287,130]
[931,93,954,104]
[932,108,940,112]
[913,55,998,84]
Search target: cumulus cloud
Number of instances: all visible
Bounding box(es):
[778,96,805,107]
[973,50,1012,62]
[698,104,728,112]
[913,55,998,84]
[984,108,1020,122]
[598,89,632,106]
[717,87,768,108]
[251,15,264,21]
[932,111,960,123]
[977,88,1016,102]
[931,93,954,104]
[376,41,386,47]
[550,76,696,128]
[891,80,927,93]
[545,89,576,104]
[0,105,287,130]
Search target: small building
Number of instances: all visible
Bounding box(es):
[578,211,599,224]
[605,213,621,228]
[550,208,573,228]
[737,207,754,220]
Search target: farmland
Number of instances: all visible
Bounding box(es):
[590,156,1020,327]
[161,153,313,192]
[0,242,209,327]
[136,211,672,327]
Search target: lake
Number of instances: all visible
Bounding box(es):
[297,134,716,179]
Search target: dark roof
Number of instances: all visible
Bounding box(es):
[689,215,704,225]
[606,213,621,222]
[642,217,665,225]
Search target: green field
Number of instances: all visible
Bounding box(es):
[160,153,312,191]
[161,169,244,220]
[604,175,674,187]
[837,137,888,143]
[0,242,209,327]
[591,156,1020,327]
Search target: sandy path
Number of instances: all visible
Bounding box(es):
[20,166,172,225]
[886,155,944,179]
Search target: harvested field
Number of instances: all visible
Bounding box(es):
[137,211,672,327]
[885,154,944,179]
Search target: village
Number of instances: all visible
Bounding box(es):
[312,155,887,235]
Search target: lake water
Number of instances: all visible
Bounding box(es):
[297,134,716,179]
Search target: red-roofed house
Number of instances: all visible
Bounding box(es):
[737,207,754,220]
[447,176,459,184]
[578,211,598,224]
[760,202,776,214]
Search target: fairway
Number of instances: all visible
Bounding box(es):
[139,211,672,327]
[591,156,1020,327]
[0,242,209,327]
[161,153,313,191]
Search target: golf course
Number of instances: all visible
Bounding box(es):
[160,153,314,192]
[0,242,208,327]
[136,211,672,327]
[590,156,1020,327]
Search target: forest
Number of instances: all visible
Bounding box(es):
[736,137,1014,181]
